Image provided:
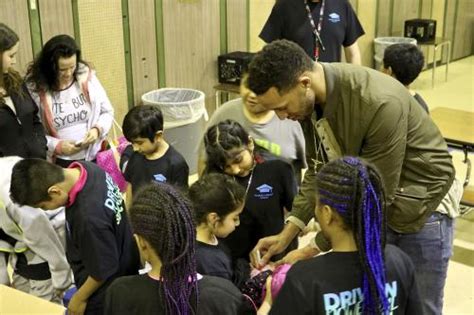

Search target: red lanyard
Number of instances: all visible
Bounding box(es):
[304,0,326,61]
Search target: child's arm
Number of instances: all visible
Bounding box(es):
[14,205,72,292]
[68,276,104,315]
[174,158,190,188]
[125,183,133,211]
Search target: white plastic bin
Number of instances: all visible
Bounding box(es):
[141,88,208,174]
[373,37,417,70]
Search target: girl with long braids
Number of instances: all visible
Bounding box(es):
[104,183,251,315]
[266,157,422,314]
[203,119,298,263]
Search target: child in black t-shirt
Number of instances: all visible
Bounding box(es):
[262,157,423,315]
[189,173,246,283]
[120,105,189,205]
[382,43,429,113]
[104,183,253,315]
[204,120,298,262]
[9,158,140,314]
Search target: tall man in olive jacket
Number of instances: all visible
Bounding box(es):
[248,40,455,315]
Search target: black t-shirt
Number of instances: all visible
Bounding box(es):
[104,274,253,315]
[66,162,140,312]
[222,158,297,261]
[121,144,189,194]
[196,241,233,281]
[270,245,423,315]
[260,0,365,61]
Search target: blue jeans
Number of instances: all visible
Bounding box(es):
[387,212,454,315]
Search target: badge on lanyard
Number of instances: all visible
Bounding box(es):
[304,0,326,61]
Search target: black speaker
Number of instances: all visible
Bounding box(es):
[218,51,255,85]
[404,19,437,43]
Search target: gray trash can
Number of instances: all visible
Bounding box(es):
[373,37,417,70]
[142,88,207,174]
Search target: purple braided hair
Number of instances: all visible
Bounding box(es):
[316,156,389,314]
[129,183,198,315]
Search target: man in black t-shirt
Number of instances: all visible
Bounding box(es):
[9,159,140,314]
[120,105,189,201]
[260,0,365,64]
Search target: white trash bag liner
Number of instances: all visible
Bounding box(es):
[141,88,207,125]
[373,37,417,69]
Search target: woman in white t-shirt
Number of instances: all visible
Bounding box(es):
[26,34,114,167]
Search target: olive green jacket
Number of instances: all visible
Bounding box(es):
[288,63,454,234]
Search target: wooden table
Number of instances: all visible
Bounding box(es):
[431,107,474,207]
[431,107,474,147]
[0,284,65,314]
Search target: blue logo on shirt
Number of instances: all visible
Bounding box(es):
[104,173,124,225]
[328,13,341,23]
[153,174,167,182]
[254,184,274,200]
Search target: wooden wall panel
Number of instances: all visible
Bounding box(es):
[78,0,129,124]
[128,0,159,105]
[452,0,473,60]
[420,0,433,18]
[249,0,274,52]
[38,0,74,43]
[227,0,248,52]
[376,0,391,37]
[162,0,220,114]
[443,0,456,41]
[391,0,419,36]
[348,0,358,12]
[357,0,377,67]
[0,0,33,74]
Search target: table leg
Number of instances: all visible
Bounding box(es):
[215,90,220,110]
[432,44,437,88]
[445,41,451,82]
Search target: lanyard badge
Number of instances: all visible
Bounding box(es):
[304,0,326,61]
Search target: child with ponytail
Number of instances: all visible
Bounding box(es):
[105,183,252,315]
[203,119,298,263]
[266,157,422,314]
[189,173,246,283]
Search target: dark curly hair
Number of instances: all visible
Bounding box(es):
[26,34,84,92]
[130,183,198,314]
[0,23,22,100]
[247,39,313,95]
[383,43,424,86]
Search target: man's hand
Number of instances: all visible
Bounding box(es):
[250,223,300,268]
[250,234,289,269]
[68,292,87,315]
[274,245,319,266]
